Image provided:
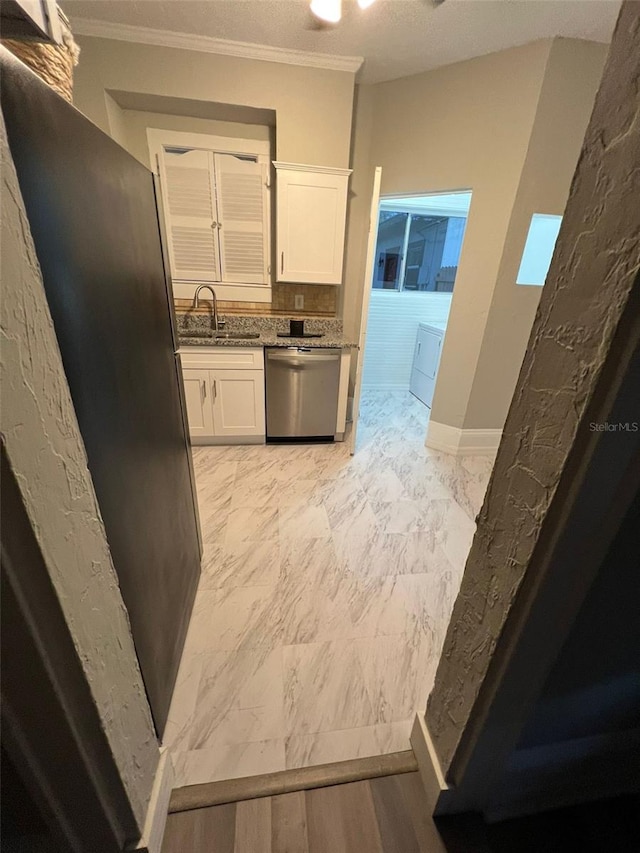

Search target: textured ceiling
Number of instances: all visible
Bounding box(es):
[62,0,620,84]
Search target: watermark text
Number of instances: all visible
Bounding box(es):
[589,422,638,432]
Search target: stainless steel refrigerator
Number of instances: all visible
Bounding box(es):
[1,49,201,737]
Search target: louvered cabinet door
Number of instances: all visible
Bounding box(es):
[160,148,221,282]
[213,153,269,284]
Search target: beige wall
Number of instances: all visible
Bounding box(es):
[356,41,553,430]
[464,38,608,428]
[104,90,128,146]
[344,38,607,432]
[73,36,355,168]
[342,83,376,353]
[75,36,607,428]
[119,108,271,170]
[73,36,354,315]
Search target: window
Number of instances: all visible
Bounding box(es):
[404,214,449,291]
[516,213,562,286]
[372,192,472,294]
[148,130,271,301]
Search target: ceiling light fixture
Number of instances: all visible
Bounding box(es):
[310,0,342,24]
[310,0,377,24]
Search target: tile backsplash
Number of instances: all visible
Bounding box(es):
[174,284,337,318]
[271,283,337,316]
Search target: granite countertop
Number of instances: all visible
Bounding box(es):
[176,313,357,349]
[178,333,355,348]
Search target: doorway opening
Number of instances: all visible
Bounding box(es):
[359,191,472,438]
[163,185,491,787]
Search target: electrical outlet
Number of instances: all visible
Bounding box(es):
[294,294,304,310]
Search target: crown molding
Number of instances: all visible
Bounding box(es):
[273,161,353,176]
[71,18,364,75]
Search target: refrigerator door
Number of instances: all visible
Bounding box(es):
[1,51,201,737]
[175,353,203,552]
[152,171,180,354]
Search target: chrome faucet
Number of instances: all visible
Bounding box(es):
[193,284,223,332]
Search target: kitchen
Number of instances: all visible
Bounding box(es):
[0,0,615,829]
[3,38,488,793]
[151,124,487,784]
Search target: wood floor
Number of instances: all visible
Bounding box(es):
[161,771,445,853]
[161,772,640,853]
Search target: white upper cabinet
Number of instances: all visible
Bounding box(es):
[274,162,352,285]
[154,134,271,288]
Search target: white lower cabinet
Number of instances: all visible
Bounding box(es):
[182,368,215,439]
[211,369,265,438]
[180,347,265,445]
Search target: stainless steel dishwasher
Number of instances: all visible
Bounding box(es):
[265,347,342,440]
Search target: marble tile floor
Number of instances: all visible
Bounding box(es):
[163,390,495,787]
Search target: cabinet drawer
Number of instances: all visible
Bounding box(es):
[180,346,264,371]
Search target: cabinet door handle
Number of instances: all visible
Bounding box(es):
[201,380,207,401]
[417,342,421,355]
[213,379,217,400]
[281,251,284,274]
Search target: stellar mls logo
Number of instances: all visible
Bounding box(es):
[589,422,639,432]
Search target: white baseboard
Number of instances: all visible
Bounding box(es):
[130,748,174,853]
[426,420,501,456]
[410,713,455,815]
[190,435,265,446]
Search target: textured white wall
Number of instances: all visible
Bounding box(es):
[0,114,159,832]
[426,7,638,772]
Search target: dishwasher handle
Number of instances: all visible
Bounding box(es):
[267,349,341,364]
